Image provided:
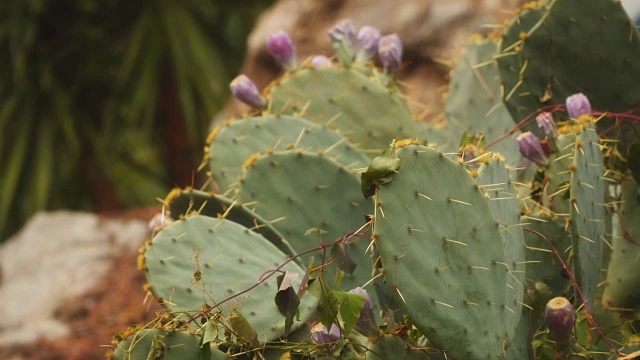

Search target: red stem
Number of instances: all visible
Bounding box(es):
[523,228,620,355]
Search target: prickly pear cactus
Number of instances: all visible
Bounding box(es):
[372,142,521,359]
[207,114,369,191]
[446,37,521,163]
[602,177,640,310]
[365,335,430,360]
[267,67,416,156]
[569,119,605,304]
[140,215,317,340]
[543,131,576,216]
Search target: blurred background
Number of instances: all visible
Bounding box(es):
[0,0,273,242]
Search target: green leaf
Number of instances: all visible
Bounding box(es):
[305,227,328,236]
[574,309,591,350]
[228,309,259,348]
[147,334,166,360]
[361,142,400,198]
[328,291,365,336]
[201,319,218,348]
[331,242,357,275]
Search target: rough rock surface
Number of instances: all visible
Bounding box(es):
[0,211,154,358]
[222,0,522,121]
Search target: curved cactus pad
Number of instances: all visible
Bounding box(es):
[112,328,228,360]
[570,120,605,304]
[208,115,369,191]
[374,144,517,359]
[143,215,317,340]
[446,37,521,164]
[603,177,640,310]
[165,187,296,258]
[236,150,376,301]
[519,0,640,113]
[267,67,416,156]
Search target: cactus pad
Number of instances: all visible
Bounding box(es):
[267,67,416,156]
[112,328,229,360]
[374,143,517,359]
[143,215,317,340]
[365,335,430,359]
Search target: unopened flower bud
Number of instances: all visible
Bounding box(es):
[311,323,341,344]
[517,132,548,166]
[545,297,575,348]
[378,34,403,71]
[348,287,379,337]
[267,30,297,70]
[327,19,356,66]
[354,26,381,62]
[229,75,265,108]
[566,93,591,119]
[311,55,333,68]
[536,112,558,138]
[148,213,173,231]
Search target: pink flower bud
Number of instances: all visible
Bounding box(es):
[536,112,558,139]
[327,19,356,66]
[311,323,341,344]
[378,34,403,71]
[355,26,381,62]
[310,55,333,68]
[229,75,265,108]
[566,93,591,119]
[517,132,548,166]
[267,30,297,70]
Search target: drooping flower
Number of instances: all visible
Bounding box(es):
[517,131,548,166]
[348,287,379,337]
[311,323,341,344]
[536,112,558,139]
[378,34,403,71]
[327,19,357,66]
[229,75,265,108]
[566,93,591,119]
[310,55,333,68]
[354,26,381,62]
[267,30,297,70]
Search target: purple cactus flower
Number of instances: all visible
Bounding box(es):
[311,55,333,68]
[536,112,558,139]
[566,93,591,119]
[327,19,357,66]
[355,26,381,62]
[311,323,341,344]
[267,30,297,70]
[378,34,403,71]
[348,287,379,337]
[545,297,575,348]
[229,74,265,108]
[517,132,548,166]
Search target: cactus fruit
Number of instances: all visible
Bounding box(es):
[141,215,317,339]
[569,119,605,305]
[602,177,640,311]
[372,143,521,359]
[544,297,575,348]
[267,67,416,156]
[445,37,521,163]
[229,75,265,108]
[517,131,548,166]
[207,115,369,191]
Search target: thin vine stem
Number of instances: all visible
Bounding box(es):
[523,228,620,355]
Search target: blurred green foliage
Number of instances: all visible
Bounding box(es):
[0,0,273,241]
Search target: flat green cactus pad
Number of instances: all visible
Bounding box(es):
[365,335,430,359]
[496,4,548,126]
[165,187,296,258]
[475,154,525,340]
[374,144,516,359]
[267,67,416,157]
[603,177,640,310]
[519,0,640,113]
[570,120,605,304]
[143,215,317,341]
[236,150,377,305]
[208,115,369,191]
[543,131,576,216]
[446,37,521,164]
